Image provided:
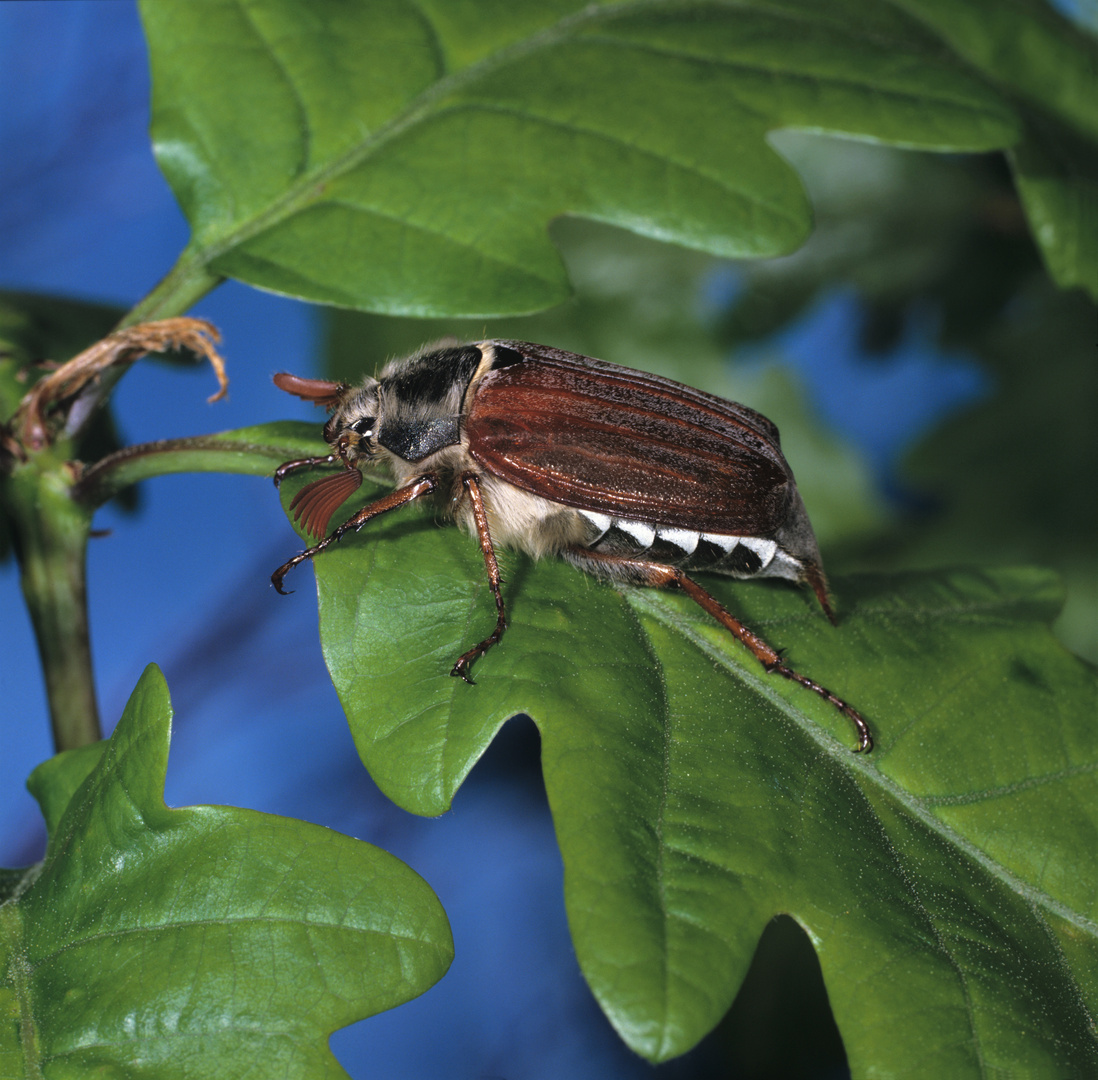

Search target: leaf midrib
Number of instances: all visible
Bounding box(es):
[29,914,434,972]
[1,905,45,1080]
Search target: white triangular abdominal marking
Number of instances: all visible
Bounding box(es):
[735,536,777,568]
[579,510,611,540]
[700,532,737,553]
[615,519,656,548]
[578,511,780,566]
[656,527,699,554]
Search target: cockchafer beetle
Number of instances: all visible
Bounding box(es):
[272,340,871,752]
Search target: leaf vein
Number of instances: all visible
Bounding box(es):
[921,759,1098,807]
[625,587,1098,940]
[30,917,429,972]
[236,0,310,180]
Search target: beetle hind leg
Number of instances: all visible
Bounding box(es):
[565,547,871,752]
[449,472,508,683]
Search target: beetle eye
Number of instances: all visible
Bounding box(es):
[351,416,376,437]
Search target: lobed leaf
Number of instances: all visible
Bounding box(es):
[890,0,1098,296]
[273,480,1098,1069]
[893,0,1098,141]
[0,666,453,1079]
[140,0,1021,318]
[1010,116,1098,297]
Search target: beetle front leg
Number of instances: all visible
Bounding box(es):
[450,472,508,683]
[273,454,338,487]
[566,547,872,752]
[272,474,438,594]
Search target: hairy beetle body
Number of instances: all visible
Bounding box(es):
[272,340,871,752]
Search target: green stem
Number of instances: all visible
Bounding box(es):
[5,255,225,753]
[7,456,100,751]
[117,248,224,329]
[71,423,325,509]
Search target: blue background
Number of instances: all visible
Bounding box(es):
[0,3,1008,1077]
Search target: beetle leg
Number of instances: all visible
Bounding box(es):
[271,474,438,594]
[566,548,872,753]
[275,433,358,488]
[273,454,338,487]
[450,472,507,684]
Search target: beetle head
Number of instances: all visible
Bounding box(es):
[324,377,382,465]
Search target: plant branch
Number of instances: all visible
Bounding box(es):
[71,423,325,508]
[6,455,100,750]
[117,249,224,330]
[3,316,237,752]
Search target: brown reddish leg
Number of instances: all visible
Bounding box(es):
[273,454,338,487]
[450,472,508,683]
[568,548,872,752]
[271,475,438,593]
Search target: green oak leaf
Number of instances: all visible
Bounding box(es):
[893,0,1098,141]
[272,475,1098,1068]
[140,0,1020,317]
[0,665,452,1079]
[1011,113,1098,297]
[890,0,1098,296]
